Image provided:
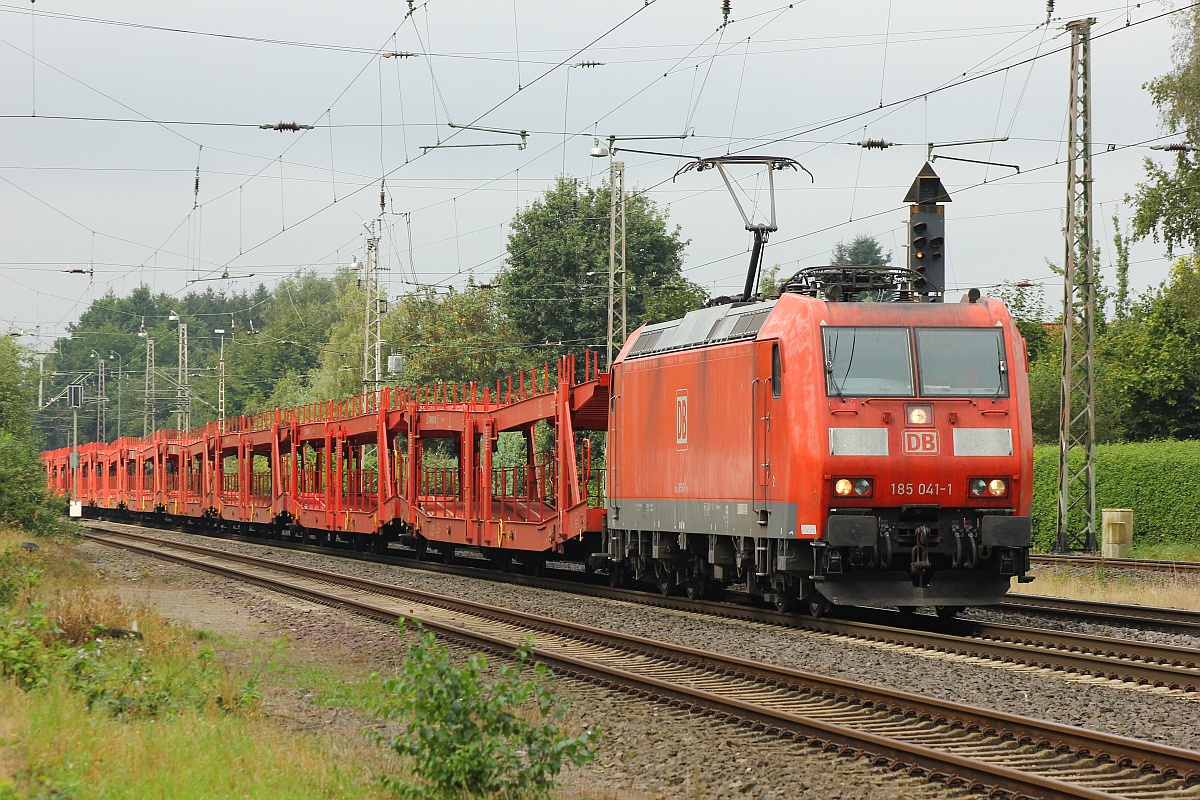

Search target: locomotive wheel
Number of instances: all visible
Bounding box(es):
[683,581,704,601]
[936,605,963,620]
[807,595,832,619]
[773,577,795,614]
[657,573,675,598]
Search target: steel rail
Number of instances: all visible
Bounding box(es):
[84,528,1200,800]
[998,594,1200,636]
[1032,554,1200,574]
[83,520,1200,690]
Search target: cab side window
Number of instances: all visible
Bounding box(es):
[771,342,782,398]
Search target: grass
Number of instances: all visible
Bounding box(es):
[0,680,391,800]
[1,528,610,799]
[1129,540,1200,562]
[0,527,397,799]
[1010,564,1200,611]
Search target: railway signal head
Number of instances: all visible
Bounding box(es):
[908,211,945,293]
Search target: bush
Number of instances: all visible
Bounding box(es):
[0,609,56,689]
[1032,440,1200,550]
[371,626,599,800]
[0,432,67,536]
[0,547,43,605]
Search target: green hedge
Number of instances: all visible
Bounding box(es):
[1031,441,1200,550]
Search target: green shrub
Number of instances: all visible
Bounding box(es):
[0,546,43,605]
[371,626,599,800]
[1032,440,1200,550]
[0,609,56,689]
[0,432,68,536]
[62,641,259,719]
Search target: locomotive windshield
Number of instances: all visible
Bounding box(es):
[916,328,1008,397]
[823,327,914,397]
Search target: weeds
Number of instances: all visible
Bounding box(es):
[371,625,600,800]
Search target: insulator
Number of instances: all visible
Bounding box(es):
[722,0,731,23]
[277,121,299,132]
[1163,143,1194,152]
[1045,0,1054,21]
[857,139,891,150]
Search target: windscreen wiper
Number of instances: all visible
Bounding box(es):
[992,334,1007,401]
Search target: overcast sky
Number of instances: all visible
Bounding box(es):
[0,0,1188,351]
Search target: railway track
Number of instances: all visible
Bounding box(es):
[85,526,1200,800]
[83,520,1200,693]
[1031,554,1200,575]
[997,594,1200,638]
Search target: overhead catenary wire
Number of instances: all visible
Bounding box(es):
[7,0,1190,331]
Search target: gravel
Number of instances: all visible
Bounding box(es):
[92,525,1200,752]
[80,538,964,800]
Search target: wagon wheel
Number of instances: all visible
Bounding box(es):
[442,545,456,566]
[414,537,428,561]
[657,572,675,598]
[936,605,963,620]
[607,564,624,589]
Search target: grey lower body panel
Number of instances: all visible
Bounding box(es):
[609,498,799,539]
[815,571,1013,607]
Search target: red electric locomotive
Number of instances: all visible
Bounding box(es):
[603,266,1033,616]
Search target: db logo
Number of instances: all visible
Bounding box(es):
[903,429,939,455]
[675,390,688,451]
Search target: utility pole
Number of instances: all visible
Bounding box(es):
[1057,17,1098,553]
[215,328,227,432]
[68,383,83,517]
[361,219,384,387]
[170,312,190,431]
[607,161,627,367]
[109,351,123,439]
[96,356,106,441]
[140,321,155,436]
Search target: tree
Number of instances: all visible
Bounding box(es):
[385,280,525,390]
[830,234,891,266]
[229,271,347,414]
[1100,257,1200,441]
[1112,213,1132,320]
[0,338,64,533]
[1130,7,1200,254]
[992,281,1052,362]
[498,178,693,359]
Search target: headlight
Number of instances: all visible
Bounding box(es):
[833,477,873,497]
[907,404,932,425]
[970,477,1009,498]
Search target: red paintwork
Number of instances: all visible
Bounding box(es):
[44,352,610,554]
[607,294,1033,536]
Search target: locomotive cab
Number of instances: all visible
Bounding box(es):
[811,303,1034,609]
